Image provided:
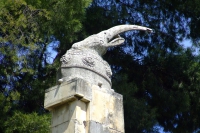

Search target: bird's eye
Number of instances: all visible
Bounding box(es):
[100,40,104,44]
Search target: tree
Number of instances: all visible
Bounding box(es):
[4,111,50,133]
[83,0,200,132]
[0,0,91,132]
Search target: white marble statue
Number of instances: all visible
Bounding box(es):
[72,25,152,55]
[59,25,153,88]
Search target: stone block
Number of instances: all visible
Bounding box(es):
[44,78,92,110]
[44,78,124,133]
[51,100,87,133]
[88,85,124,133]
[60,67,111,89]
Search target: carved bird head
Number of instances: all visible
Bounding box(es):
[72,25,153,56]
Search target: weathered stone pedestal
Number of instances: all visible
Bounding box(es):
[44,78,124,133]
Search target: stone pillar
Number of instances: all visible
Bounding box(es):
[44,78,124,133]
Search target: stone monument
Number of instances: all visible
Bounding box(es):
[44,25,152,133]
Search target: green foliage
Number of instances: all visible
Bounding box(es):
[0,0,91,132]
[142,49,198,132]
[48,0,92,56]
[0,91,20,131]
[113,74,158,132]
[4,111,50,133]
[0,0,50,47]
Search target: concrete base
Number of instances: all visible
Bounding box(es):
[44,78,124,133]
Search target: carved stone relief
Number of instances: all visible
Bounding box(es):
[82,57,95,67]
[60,54,71,64]
[103,61,112,78]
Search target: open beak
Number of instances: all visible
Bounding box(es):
[107,35,125,47]
[104,25,153,47]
